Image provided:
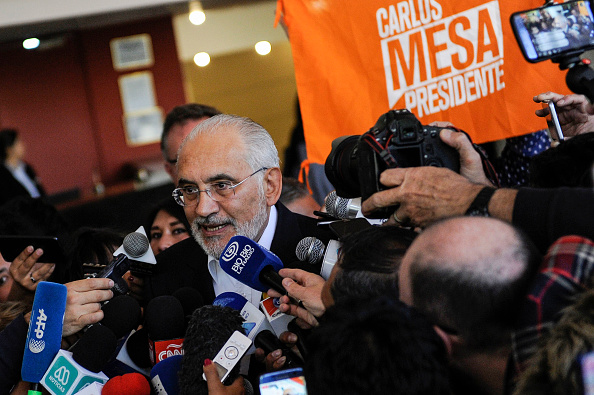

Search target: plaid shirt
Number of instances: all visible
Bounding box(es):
[511,235,594,376]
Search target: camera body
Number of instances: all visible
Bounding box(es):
[325,109,460,218]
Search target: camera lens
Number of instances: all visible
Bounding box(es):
[324,135,361,198]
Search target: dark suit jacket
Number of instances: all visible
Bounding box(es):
[143,202,334,305]
[0,162,45,207]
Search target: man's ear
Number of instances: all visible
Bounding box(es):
[432,325,463,358]
[264,167,282,206]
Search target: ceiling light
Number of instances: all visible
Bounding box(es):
[255,41,271,56]
[194,52,210,67]
[189,1,206,25]
[23,38,40,50]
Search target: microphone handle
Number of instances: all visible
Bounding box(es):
[259,267,286,295]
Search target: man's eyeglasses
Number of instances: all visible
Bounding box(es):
[172,167,269,207]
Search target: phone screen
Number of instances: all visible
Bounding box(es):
[259,368,307,395]
[0,235,64,263]
[510,0,594,62]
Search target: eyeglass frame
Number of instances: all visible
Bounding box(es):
[172,167,269,207]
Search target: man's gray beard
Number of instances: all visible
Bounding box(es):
[191,199,269,259]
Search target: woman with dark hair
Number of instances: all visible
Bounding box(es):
[0,128,45,206]
[144,198,191,255]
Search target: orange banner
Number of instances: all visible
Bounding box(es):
[278,0,570,165]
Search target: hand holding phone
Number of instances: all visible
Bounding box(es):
[543,100,565,142]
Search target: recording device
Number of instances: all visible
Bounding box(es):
[202,330,251,383]
[543,100,565,142]
[94,227,154,296]
[41,325,116,395]
[0,235,65,263]
[254,330,303,369]
[21,282,67,393]
[510,0,594,63]
[145,295,186,366]
[213,292,274,347]
[259,367,307,395]
[325,109,460,218]
[150,354,182,395]
[295,237,341,280]
[219,235,285,294]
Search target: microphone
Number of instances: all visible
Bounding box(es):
[254,330,303,369]
[102,373,150,395]
[125,327,152,369]
[22,282,68,393]
[295,237,342,280]
[100,295,142,339]
[95,226,155,295]
[219,235,284,294]
[150,354,182,395]
[213,292,274,348]
[325,192,362,219]
[145,296,186,366]
[41,325,117,394]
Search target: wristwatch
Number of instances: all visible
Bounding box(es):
[465,186,496,217]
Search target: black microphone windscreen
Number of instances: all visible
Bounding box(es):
[101,295,142,339]
[145,295,186,340]
[296,237,325,265]
[179,305,244,394]
[123,232,149,258]
[72,325,118,373]
[126,327,152,369]
[172,287,205,320]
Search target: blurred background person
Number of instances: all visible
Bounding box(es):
[0,128,45,206]
[144,198,191,255]
[279,177,321,218]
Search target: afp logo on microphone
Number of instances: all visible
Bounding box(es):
[28,308,49,353]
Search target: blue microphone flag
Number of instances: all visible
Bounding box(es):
[219,236,283,292]
[21,281,67,384]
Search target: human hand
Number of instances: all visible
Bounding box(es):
[437,127,494,186]
[533,91,594,137]
[203,359,246,395]
[123,271,144,302]
[6,247,55,302]
[63,278,114,337]
[267,268,325,326]
[361,166,484,227]
[253,331,299,372]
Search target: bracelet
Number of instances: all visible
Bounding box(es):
[465,186,496,217]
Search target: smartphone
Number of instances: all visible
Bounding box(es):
[0,235,65,263]
[510,0,594,62]
[543,101,565,142]
[259,367,307,395]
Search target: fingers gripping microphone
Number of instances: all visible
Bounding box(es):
[219,236,284,294]
[254,330,303,369]
[295,237,342,280]
[22,282,67,393]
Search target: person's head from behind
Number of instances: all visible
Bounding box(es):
[174,114,282,259]
[321,225,416,308]
[145,198,191,254]
[399,217,541,354]
[279,177,320,218]
[67,227,124,280]
[0,128,24,164]
[161,104,221,181]
[305,297,451,394]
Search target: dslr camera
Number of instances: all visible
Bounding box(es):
[324,109,460,219]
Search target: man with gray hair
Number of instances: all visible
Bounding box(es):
[143,114,333,305]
